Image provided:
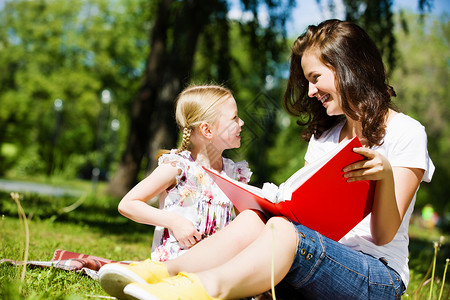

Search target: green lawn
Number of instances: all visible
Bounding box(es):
[0,189,152,299]
[0,189,449,299]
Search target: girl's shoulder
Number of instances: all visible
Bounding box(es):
[222,158,252,183]
[158,150,199,188]
[158,149,193,169]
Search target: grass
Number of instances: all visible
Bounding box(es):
[0,187,449,299]
[404,222,450,299]
[0,189,152,299]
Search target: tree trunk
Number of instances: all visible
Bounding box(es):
[107,0,218,197]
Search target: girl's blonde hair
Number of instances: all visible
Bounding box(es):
[175,84,232,153]
[155,84,233,160]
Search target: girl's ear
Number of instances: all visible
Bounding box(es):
[199,122,213,139]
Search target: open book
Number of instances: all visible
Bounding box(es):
[204,136,375,241]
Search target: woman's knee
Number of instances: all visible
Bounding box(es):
[266,216,296,233]
[234,210,266,231]
[265,217,298,251]
[228,210,266,246]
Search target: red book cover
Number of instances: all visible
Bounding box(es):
[204,136,375,241]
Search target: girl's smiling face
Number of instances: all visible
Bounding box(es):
[212,96,244,151]
[301,50,344,116]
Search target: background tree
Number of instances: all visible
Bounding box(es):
[0,0,443,216]
[108,0,224,196]
[108,0,433,197]
[107,0,296,196]
[0,0,150,178]
[390,11,450,216]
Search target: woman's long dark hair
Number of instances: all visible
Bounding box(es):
[283,19,397,146]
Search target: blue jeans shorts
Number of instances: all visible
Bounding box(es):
[282,223,406,299]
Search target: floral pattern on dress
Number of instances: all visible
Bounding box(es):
[151,150,252,262]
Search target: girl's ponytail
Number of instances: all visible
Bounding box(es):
[177,127,192,153]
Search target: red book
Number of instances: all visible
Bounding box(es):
[204,136,375,241]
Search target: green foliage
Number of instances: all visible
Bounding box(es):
[266,114,309,184]
[194,18,294,185]
[0,0,445,199]
[0,0,150,178]
[185,0,296,186]
[390,12,450,216]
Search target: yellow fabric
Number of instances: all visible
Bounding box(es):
[127,259,170,283]
[124,272,222,300]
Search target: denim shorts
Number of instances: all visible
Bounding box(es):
[282,223,405,299]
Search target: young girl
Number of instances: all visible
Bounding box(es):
[99,20,434,300]
[117,84,251,262]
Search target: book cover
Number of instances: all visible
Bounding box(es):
[204,136,375,241]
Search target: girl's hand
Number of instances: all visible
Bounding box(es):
[343,147,393,182]
[170,216,203,249]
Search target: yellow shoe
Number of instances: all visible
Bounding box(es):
[123,272,222,300]
[99,259,170,299]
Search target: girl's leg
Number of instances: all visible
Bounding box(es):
[165,209,267,275]
[197,216,298,299]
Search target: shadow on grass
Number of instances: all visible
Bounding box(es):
[2,191,449,264]
[0,191,152,243]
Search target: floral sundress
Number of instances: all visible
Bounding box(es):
[151,150,252,262]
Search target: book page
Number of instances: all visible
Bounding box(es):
[278,138,353,201]
[215,172,265,196]
[211,172,280,203]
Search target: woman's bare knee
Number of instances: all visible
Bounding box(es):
[229,210,266,244]
[265,217,298,250]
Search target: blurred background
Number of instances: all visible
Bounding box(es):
[0,0,448,232]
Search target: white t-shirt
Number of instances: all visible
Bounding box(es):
[304,113,435,287]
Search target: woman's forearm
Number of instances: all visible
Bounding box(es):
[370,173,401,245]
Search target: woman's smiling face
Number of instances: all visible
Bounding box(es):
[301,50,343,116]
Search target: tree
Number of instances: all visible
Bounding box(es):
[390,11,450,214]
[108,0,433,197]
[0,0,150,177]
[107,0,295,196]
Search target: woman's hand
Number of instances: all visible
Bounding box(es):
[343,147,393,182]
[169,215,203,249]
